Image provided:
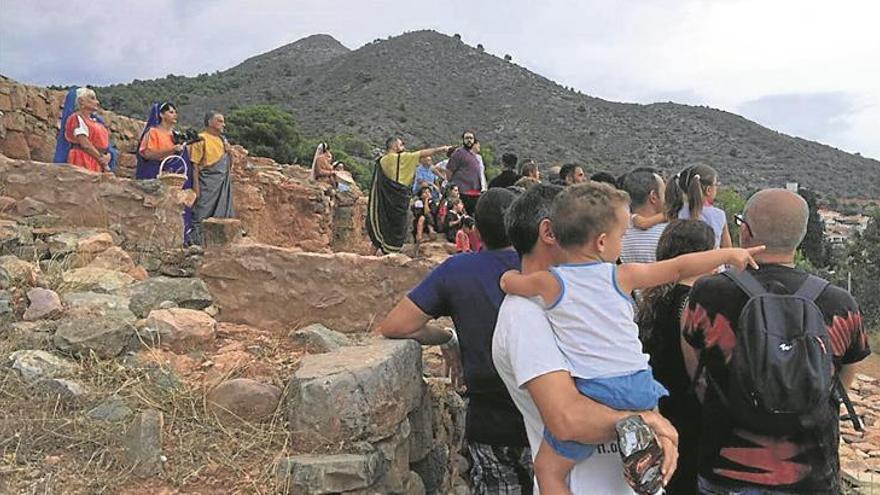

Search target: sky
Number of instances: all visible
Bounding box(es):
[2,0,878,159]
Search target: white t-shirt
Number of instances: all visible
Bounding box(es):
[492,295,635,494]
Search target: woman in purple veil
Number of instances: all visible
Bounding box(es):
[136,102,196,244]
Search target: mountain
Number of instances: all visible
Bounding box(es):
[97,30,880,199]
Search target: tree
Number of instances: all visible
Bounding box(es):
[225,105,301,165]
[846,211,880,329]
[713,187,746,246]
[798,187,828,267]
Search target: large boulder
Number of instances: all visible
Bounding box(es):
[145,308,216,353]
[87,246,136,272]
[128,276,213,318]
[62,291,135,321]
[53,316,137,358]
[199,244,432,333]
[287,338,423,450]
[206,378,281,424]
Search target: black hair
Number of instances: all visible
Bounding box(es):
[501,153,518,169]
[474,188,519,250]
[637,219,715,341]
[590,171,618,187]
[462,130,476,139]
[462,216,475,229]
[505,184,564,256]
[559,163,581,184]
[158,102,177,114]
[621,169,662,207]
[665,164,718,220]
[385,136,399,151]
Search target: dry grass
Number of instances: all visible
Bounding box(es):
[0,335,294,494]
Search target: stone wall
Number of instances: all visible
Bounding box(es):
[0,155,182,251]
[280,337,467,494]
[0,76,143,174]
[198,242,432,333]
[0,76,372,254]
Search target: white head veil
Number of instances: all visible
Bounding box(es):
[311,142,329,179]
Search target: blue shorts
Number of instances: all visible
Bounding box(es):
[543,368,668,461]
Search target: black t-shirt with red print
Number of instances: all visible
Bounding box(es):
[683,265,870,493]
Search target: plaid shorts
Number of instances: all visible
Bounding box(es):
[468,441,534,495]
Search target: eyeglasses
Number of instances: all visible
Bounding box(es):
[734,213,751,233]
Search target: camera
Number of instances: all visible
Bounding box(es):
[171,128,202,145]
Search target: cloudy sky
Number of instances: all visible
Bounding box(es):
[2,0,878,159]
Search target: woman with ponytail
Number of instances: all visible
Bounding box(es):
[664,164,732,247]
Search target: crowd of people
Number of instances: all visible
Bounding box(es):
[53,90,870,494]
[375,134,871,495]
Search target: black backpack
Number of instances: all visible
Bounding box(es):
[694,270,862,435]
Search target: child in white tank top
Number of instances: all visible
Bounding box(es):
[500,182,762,495]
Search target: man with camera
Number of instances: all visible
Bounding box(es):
[188,111,235,245]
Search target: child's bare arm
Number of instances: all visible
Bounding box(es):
[500,270,562,307]
[616,246,765,293]
[631,212,666,230]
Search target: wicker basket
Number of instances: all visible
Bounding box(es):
[158,154,188,190]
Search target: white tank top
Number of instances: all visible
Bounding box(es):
[546,262,650,380]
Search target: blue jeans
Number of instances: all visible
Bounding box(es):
[543,368,668,461]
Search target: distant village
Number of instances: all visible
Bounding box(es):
[819,209,871,244]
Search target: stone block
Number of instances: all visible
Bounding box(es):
[124,409,164,477]
[53,316,137,358]
[289,323,351,353]
[128,276,213,318]
[408,389,434,464]
[287,338,423,450]
[206,378,281,424]
[23,287,62,320]
[275,452,381,495]
[61,267,134,293]
[8,349,77,382]
[145,308,216,353]
[202,217,242,247]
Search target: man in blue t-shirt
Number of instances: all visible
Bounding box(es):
[376,188,533,494]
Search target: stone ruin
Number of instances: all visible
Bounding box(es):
[2,76,878,494]
[0,77,469,494]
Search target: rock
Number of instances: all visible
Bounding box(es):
[127,266,148,281]
[23,287,62,320]
[7,321,55,348]
[0,266,10,289]
[158,300,177,309]
[289,323,351,353]
[46,232,80,257]
[0,255,39,286]
[87,246,135,272]
[75,232,113,256]
[61,267,134,293]
[33,378,88,403]
[159,248,201,277]
[408,389,434,464]
[372,419,412,493]
[62,291,135,321]
[14,197,48,217]
[9,350,77,382]
[87,396,133,422]
[202,218,242,247]
[207,378,281,424]
[403,471,427,495]
[124,409,164,477]
[287,338,423,450]
[53,316,137,358]
[275,453,382,495]
[128,276,213,318]
[412,445,450,495]
[203,304,219,317]
[145,308,216,353]
[0,289,11,315]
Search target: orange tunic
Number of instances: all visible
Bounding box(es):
[138,126,175,157]
[64,112,110,172]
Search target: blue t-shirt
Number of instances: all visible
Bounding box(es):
[408,249,527,446]
[412,165,437,193]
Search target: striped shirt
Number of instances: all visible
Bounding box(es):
[620,222,668,264]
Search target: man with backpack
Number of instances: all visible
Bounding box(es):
[682,188,870,494]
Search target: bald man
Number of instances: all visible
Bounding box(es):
[680,189,870,494]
